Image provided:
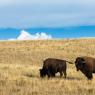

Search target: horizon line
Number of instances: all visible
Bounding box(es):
[0,25,95,29]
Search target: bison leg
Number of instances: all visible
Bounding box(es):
[60,72,63,77]
[51,71,55,77]
[87,72,93,80]
[49,68,56,78]
[51,73,55,77]
[47,70,51,78]
[63,71,67,78]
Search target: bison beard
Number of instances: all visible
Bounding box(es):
[75,57,95,80]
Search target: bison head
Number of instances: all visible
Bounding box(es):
[39,68,47,78]
[75,57,85,71]
[75,57,93,80]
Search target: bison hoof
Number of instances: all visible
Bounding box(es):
[87,77,93,80]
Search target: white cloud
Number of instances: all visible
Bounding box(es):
[8,38,16,41]
[8,30,52,41]
[17,30,33,40]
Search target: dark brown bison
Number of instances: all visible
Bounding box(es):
[39,58,73,78]
[75,56,95,80]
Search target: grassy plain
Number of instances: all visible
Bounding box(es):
[0,39,95,95]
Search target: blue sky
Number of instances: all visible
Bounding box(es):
[0,0,95,40]
[0,0,95,28]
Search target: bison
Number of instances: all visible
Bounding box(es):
[39,58,73,78]
[75,56,95,80]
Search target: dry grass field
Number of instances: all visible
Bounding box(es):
[0,39,95,95]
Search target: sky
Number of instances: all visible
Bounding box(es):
[0,0,95,28]
[0,0,95,40]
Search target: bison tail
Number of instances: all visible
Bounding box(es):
[65,60,73,64]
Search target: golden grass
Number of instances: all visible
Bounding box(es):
[0,39,95,95]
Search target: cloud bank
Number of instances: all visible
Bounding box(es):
[9,30,52,41]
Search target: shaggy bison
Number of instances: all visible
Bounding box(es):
[75,56,95,80]
[39,58,73,78]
